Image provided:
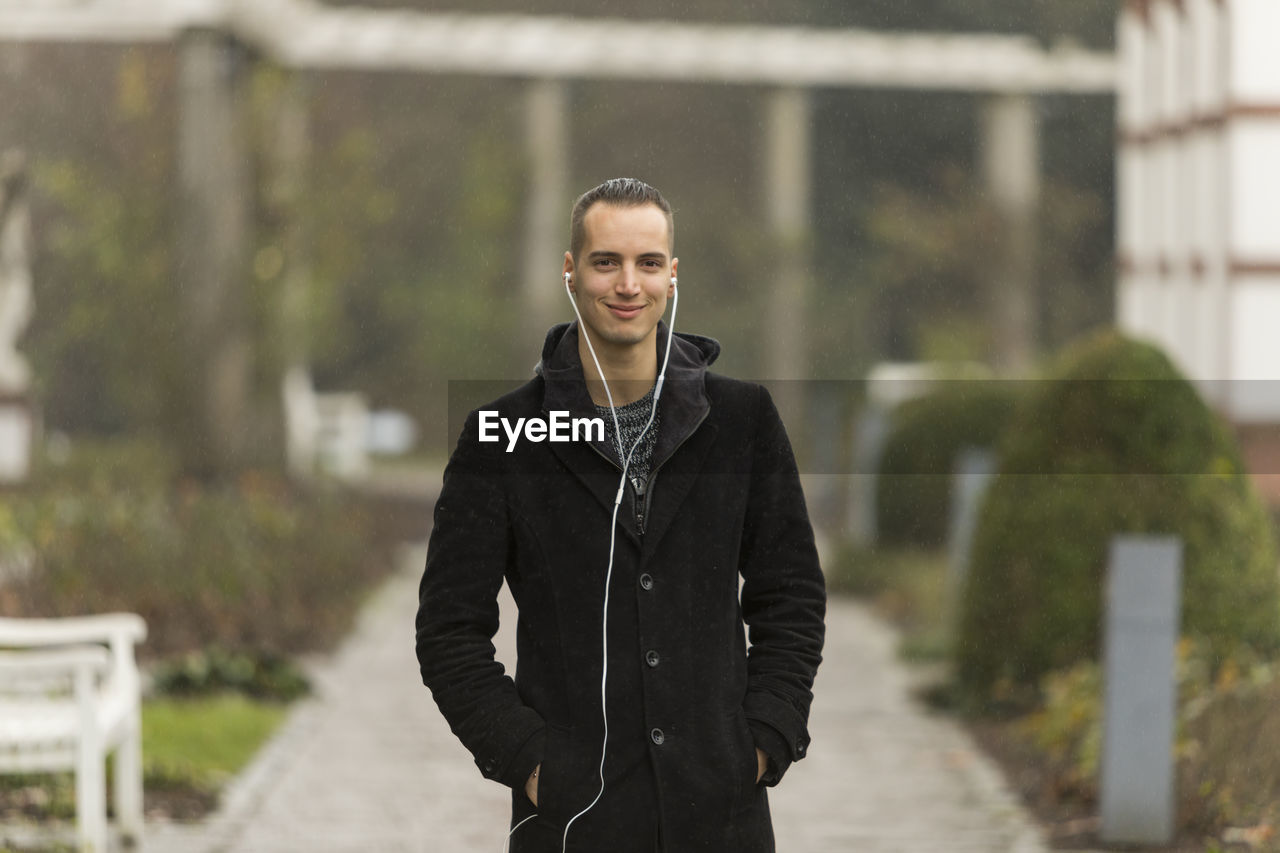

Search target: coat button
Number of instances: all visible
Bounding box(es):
[796,742,807,757]
[640,573,654,590]
[645,650,660,668]
[650,727,665,745]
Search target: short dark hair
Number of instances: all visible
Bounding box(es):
[569,178,674,263]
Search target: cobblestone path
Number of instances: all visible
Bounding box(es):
[146,544,1045,853]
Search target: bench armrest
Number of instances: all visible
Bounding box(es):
[0,614,147,649]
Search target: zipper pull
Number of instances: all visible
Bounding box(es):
[633,474,647,532]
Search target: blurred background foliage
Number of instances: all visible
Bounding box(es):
[0,439,383,659]
[0,0,1119,459]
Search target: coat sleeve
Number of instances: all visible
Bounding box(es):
[415,409,545,791]
[738,384,827,785]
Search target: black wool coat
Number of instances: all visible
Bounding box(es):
[416,323,826,853]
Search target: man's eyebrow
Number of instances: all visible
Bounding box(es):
[586,250,669,261]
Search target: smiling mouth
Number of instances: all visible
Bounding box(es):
[607,304,645,318]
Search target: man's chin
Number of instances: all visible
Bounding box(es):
[586,321,657,350]
[601,328,656,349]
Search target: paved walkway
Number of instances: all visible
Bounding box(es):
[146,544,1046,853]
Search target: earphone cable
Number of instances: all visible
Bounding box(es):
[554,274,677,853]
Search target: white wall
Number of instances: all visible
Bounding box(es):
[1117,0,1280,421]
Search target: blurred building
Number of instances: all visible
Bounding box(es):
[1116,0,1280,500]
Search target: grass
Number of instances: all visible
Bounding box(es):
[143,693,289,790]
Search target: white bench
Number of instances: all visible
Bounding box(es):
[0,613,147,852]
[283,366,371,481]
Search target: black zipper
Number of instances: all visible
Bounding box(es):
[637,408,709,536]
[585,408,710,537]
[585,440,651,534]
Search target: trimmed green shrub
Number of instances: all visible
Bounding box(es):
[956,330,1280,705]
[0,467,385,659]
[875,381,1019,548]
[151,647,311,702]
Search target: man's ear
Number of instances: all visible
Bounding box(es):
[563,251,575,292]
[669,257,679,296]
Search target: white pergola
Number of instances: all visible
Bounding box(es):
[1,0,1116,470]
[4,0,1113,90]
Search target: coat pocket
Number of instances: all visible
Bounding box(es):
[538,723,572,823]
[728,708,760,813]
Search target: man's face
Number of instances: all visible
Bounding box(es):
[564,202,677,355]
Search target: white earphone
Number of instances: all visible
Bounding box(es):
[502,267,678,853]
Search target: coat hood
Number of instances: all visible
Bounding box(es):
[535,321,720,377]
[535,320,719,471]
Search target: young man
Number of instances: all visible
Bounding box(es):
[416,178,825,852]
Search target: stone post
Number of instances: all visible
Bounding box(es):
[946,447,997,594]
[1100,535,1182,845]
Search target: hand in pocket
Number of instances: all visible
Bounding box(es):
[526,764,540,806]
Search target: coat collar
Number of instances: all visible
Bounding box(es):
[535,321,720,548]
[536,320,717,472]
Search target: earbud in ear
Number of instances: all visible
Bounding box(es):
[670,276,678,287]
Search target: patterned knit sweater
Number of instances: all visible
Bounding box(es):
[595,384,661,493]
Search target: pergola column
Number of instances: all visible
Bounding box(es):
[763,86,813,434]
[0,150,33,484]
[981,92,1040,374]
[177,28,253,478]
[266,71,317,476]
[522,78,569,349]
[270,72,312,376]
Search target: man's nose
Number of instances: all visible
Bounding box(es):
[616,266,641,295]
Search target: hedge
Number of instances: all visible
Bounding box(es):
[955,330,1280,704]
[875,381,1018,548]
